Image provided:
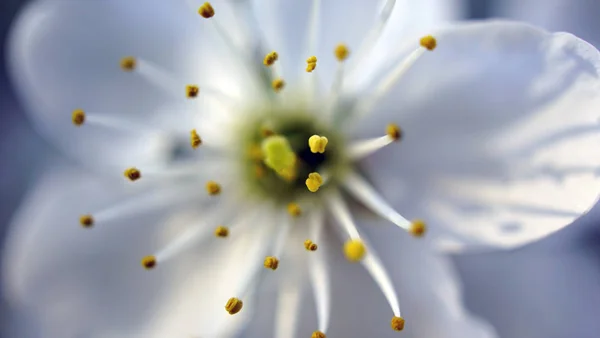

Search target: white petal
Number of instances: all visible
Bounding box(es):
[1,165,254,337]
[493,0,600,48]
[354,20,600,250]
[8,0,259,169]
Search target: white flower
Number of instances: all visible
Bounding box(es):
[4,0,600,337]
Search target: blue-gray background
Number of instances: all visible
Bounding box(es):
[1,1,599,338]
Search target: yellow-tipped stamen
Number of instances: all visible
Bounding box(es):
[305,172,323,192]
[262,135,296,173]
[334,44,350,61]
[264,256,280,270]
[304,239,318,251]
[420,35,437,51]
[391,316,405,331]
[351,35,436,122]
[386,123,402,141]
[205,181,221,195]
[272,78,285,92]
[120,56,136,71]
[215,226,229,238]
[186,85,199,98]
[308,135,328,153]
[190,129,202,149]
[198,2,215,18]
[287,203,302,217]
[343,239,366,262]
[124,167,141,181]
[312,331,326,338]
[247,144,264,161]
[263,51,279,66]
[72,109,85,126]
[79,214,94,228]
[225,297,243,315]
[306,56,317,72]
[409,219,426,237]
[141,255,157,270]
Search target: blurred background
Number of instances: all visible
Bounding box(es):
[1,1,600,337]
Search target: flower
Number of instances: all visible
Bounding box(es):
[4,0,600,337]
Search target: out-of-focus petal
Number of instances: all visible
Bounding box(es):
[1,166,257,337]
[8,0,260,169]
[355,20,600,250]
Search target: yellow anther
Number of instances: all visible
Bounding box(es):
[247,144,264,161]
[409,219,426,237]
[214,226,229,238]
[198,2,215,18]
[141,255,157,270]
[420,35,437,51]
[225,297,243,315]
[386,123,402,141]
[206,181,221,195]
[334,44,350,61]
[263,51,279,66]
[305,172,323,193]
[287,203,302,217]
[264,256,279,270]
[306,56,317,72]
[124,167,141,181]
[262,135,296,173]
[120,56,136,71]
[391,316,405,331]
[186,85,199,98]
[308,135,328,153]
[190,129,202,149]
[344,239,366,262]
[312,331,326,338]
[272,78,285,92]
[254,164,266,178]
[72,109,86,126]
[304,239,318,251]
[79,214,94,228]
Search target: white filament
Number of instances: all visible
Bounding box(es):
[361,246,402,317]
[348,135,394,160]
[308,210,331,333]
[342,171,410,230]
[274,276,302,338]
[327,190,361,239]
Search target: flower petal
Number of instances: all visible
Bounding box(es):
[320,220,497,337]
[354,20,600,249]
[8,0,260,169]
[493,0,600,48]
[1,165,255,337]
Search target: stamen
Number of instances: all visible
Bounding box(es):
[124,167,141,181]
[409,219,427,237]
[308,135,328,153]
[198,2,215,19]
[141,255,157,270]
[215,226,229,238]
[79,214,94,228]
[334,44,350,62]
[263,51,279,66]
[186,85,199,98]
[351,35,436,122]
[348,123,401,160]
[328,43,351,116]
[303,0,321,98]
[312,331,327,338]
[308,211,331,334]
[225,297,243,315]
[304,239,318,251]
[262,136,296,172]
[306,172,324,192]
[327,191,361,239]
[247,144,264,161]
[343,171,422,234]
[361,251,402,319]
[263,256,279,270]
[391,316,405,331]
[190,129,202,149]
[306,56,317,73]
[287,203,302,217]
[274,276,303,338]
[343,239,366,262]
[205,181,221,195]
[272,78,286,93]
[120,56,136,71]
[71,109,85,126]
